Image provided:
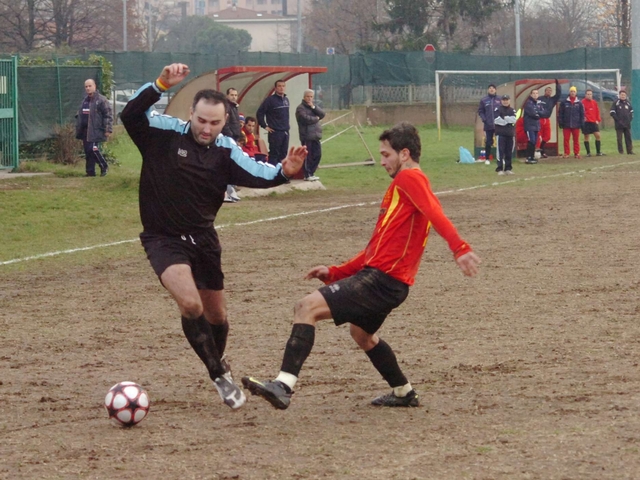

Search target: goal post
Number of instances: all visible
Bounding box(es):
[435,69,622,141]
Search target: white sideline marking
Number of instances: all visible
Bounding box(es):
[2,160,639,266]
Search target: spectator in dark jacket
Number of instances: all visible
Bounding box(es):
[75,79,113,177]
[493,95,517,174]
[295,89,326,181]
[256,79,290,165]
[558,86,585,158]
[523,89,542,164]
[477,84,501,160]
[221,87,242,141]
[538,79,561,157]
[610,90,634,154]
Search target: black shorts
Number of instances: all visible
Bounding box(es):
[140,229,224,290]
[582,122,600,134]
[318,267,409,334]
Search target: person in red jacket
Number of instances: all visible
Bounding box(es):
[242,122,481,410]
[581,89,603,156]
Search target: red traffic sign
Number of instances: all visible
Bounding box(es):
[424,44,436,52]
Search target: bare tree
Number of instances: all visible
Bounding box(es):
[595,0,630,46]
[305,0,380,54]
[0,0,47,51]
[542,0,599,48]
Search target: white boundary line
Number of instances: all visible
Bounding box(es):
[2,160,639,267]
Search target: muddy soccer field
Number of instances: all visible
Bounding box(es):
[2,160,640,479]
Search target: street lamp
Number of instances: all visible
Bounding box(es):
[514,0,521,56]
[123,0,127,51]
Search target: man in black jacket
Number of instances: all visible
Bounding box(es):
[296,89,325,181]
[538,80,561,158]
[610,90,634,154]
[121,63,307,410]
[493,95,517,174]
[75,79,112,177]
[223,87,242,202]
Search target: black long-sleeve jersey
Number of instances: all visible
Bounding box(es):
[121,82,289,236]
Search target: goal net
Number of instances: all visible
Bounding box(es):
[435,69,621,157]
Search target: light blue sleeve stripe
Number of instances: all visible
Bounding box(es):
[216,135,284,180]
[129,82,187,134]
[148,111,188,132]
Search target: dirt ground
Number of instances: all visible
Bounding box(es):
[2,161,640,479]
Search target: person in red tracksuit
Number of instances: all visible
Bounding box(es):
[242,122,481,410]
[558,86,585,158]
[581,89,603,156]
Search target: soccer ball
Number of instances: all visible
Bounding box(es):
[104,381,150,427]
[534,150,542,160]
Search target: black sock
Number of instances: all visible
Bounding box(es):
[280,323,315,377]
[210,321,229,357]
[365,339,408,388]
[596,140,601,154]
[584,141,591,154]
[539,141,546,152]
[181,315,224,380]
[527,142,535,159]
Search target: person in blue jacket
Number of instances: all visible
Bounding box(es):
[523,89,543,164]
[256,79,290,165]
[477,83,501,160]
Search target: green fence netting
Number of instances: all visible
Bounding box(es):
[13,47,631,143]
[18,66,102,142]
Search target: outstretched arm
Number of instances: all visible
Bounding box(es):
[456,251,481,277]
[305,265,331,282]
[156,63,190,91]
[280,145,308,178]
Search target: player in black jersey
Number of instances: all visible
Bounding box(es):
[121,63,307,409]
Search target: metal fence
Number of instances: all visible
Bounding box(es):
[0,57,18,170]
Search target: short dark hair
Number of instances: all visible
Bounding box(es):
[379,122,422,163]
[226,87,237,95]
[274,79,286,88]
[585,88,593,93]
[192,89,226,111]
[244,116,256,124]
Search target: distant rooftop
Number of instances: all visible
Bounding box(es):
[211,6,285,20]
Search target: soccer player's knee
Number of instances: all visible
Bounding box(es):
[293,296,318,322]
[179,297,204,319]
[293,298,308,317]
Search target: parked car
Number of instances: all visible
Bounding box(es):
[153,93,170,115]
[113,89,135,124]
[564,79,618,102]
[112,89,170,123]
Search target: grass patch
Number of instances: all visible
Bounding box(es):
[0,122,629,268]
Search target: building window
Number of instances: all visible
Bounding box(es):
[271,0,281,4]
[256,0,266,4]
[208,0,219,8]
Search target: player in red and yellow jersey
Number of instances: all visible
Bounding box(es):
[243,122,481,410]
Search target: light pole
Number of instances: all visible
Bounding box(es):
[514,0,521,56]
[123,0,127,51]
[296,0,302,53]
[148,1,153,52]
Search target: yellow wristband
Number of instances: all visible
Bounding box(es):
[155,77,170,91]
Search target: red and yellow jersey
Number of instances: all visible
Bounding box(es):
[327,168,472,286]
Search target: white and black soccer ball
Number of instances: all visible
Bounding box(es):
[534,150,542,160]
[104,381,150,427]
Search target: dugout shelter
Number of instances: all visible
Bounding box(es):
[473,79,565,158]
[165,65,328,158]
